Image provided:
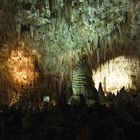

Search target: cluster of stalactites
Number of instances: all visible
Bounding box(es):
[0,0,139,75]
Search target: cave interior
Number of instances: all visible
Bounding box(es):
[0,0,140,139]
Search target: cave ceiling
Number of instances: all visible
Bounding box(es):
[0,0,140,73]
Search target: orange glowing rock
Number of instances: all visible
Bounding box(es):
[7,46,38,86]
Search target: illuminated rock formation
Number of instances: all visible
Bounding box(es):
[0,0,139,106]
[93,56,140,94]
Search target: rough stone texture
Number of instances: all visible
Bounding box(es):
[0,0,140,104]
[0,0,140,74]
[93,56,140,94]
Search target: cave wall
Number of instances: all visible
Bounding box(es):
[0,0,140,105]
[93,55,140,94]
[1,0,139,74]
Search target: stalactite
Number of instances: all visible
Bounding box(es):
[48,0,58,18]
[103,39,107,62]
[35,0,45,14]
[96,48,100,66]
[64,0,72,26]
[131,0,138,21]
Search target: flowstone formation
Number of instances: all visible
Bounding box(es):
[68,55,98,107]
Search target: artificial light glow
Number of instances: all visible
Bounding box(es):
[7,46,38,86]
[43,96,50,102]
[9,92,21,107]
[93,56,140,94]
